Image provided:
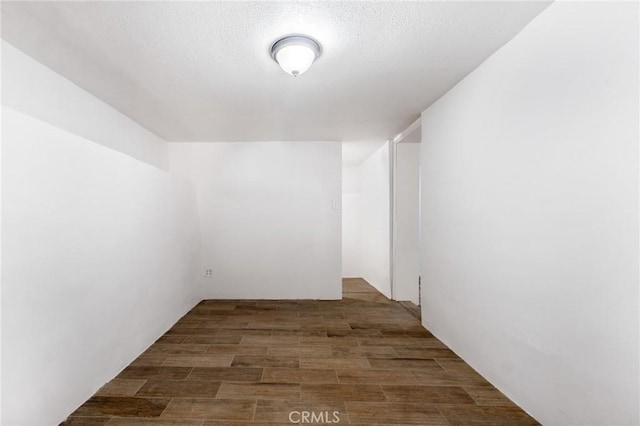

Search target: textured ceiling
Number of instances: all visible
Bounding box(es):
[1,1,550,145]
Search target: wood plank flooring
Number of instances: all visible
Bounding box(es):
[62,278,538,425]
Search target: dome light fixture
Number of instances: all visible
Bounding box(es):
[270,35,321,77]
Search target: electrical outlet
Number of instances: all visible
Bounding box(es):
[203,268,214,278]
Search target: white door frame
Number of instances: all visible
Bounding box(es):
[390,117,421,303]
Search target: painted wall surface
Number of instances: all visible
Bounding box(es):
[1,41,169,170]
[1,107,201,426]
[168,142,342,300]
[342,166,361,194]
[393,142,420,304]
[419,2,639,425]
[359,142,391,297]
[342,166,361,277]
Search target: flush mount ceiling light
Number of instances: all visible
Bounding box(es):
[270,35,321,77]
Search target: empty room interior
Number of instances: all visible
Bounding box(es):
[1,1,639,425]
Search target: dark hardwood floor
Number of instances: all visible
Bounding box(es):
[62,278,538,425]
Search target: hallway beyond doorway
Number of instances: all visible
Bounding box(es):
[63,279,537,425]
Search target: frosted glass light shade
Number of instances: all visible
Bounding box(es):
[275,45,315,76]
[271,35,321,77]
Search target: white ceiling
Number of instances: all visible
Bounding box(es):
[2,1,549,151]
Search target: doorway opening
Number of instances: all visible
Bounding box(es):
[390,120,422,310]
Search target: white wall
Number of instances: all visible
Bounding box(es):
[420,2,638,425]
[2,107,201,426]
[342,166,361,277]
[0,46,3,426]
[1,41,169,170]
[169,142,342,300]
[393,142,420,304]
[359,142,391,297]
